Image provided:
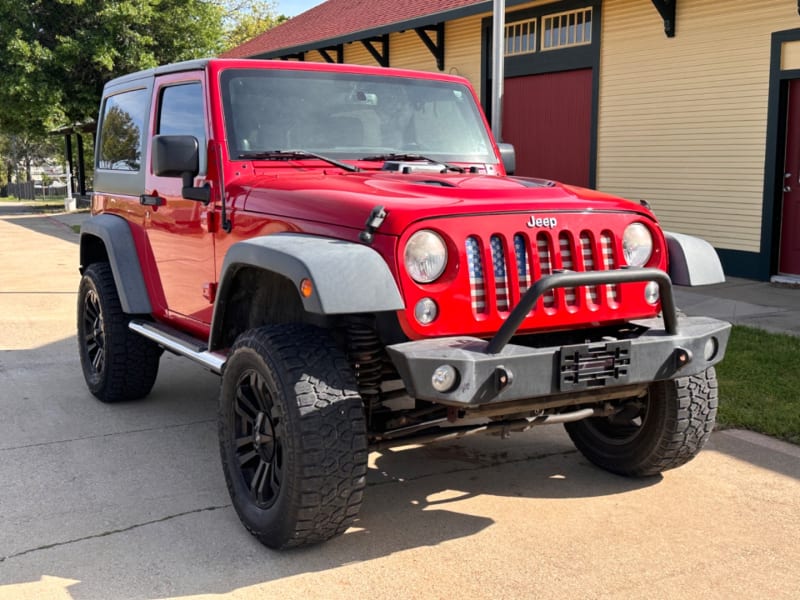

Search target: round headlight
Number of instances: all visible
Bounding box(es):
[622,223,653,267]
[404,230,447,283]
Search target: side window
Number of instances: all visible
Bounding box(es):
[157,82,206,173]
[98,88,148,171]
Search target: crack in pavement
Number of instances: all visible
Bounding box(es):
[0,418,216,452]
[0,504,231,563]
[0,448,577,562]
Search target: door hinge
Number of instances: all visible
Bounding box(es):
[203,282,217,304]
[201,209,217,233]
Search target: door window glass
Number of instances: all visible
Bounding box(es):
[157,82,206,173]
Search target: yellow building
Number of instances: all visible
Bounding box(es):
[225,0,800,281]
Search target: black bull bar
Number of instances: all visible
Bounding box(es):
[486,267,676,354]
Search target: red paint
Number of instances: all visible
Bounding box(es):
[502,69,593,186]
[95,59,666,343]
[780,79,800,275]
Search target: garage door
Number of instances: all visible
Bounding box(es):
[502,68,592,187]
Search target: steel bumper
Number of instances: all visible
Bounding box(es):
[386,269,731,407]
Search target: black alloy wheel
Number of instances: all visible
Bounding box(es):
[233,368,284,509]
[218,324,368,549]
[77,262,161,402]
[564,368,719,477]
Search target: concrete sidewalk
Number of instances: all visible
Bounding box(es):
[674,277,800,336]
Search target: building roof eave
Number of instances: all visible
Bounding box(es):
[249,1,491,59]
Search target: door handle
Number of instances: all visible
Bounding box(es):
[140,194,165,206]
[784,185,792,192]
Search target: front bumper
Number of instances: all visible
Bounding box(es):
[386,269,731,407]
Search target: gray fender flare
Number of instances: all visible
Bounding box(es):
[210,234,405,343]
[664,231,726,286]
[80,214,152,314]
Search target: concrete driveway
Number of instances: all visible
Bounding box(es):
[1,206,799,600]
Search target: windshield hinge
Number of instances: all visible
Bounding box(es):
[360,205,387,244]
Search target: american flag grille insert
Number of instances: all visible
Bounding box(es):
[465,236,487,313]
[464,229,619,317]
[600,232,619,303]
[537,233,555,308]
[490,235,510,311]
[580,232,599,305]
[559,232,577,306]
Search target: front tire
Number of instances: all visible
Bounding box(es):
[218,324,367,549]
[564,368,718,477]
[77,262,161,402]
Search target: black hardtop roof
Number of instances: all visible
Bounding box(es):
[103,58,212,92]
[102,57,468,95]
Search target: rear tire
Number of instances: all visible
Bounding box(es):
[218,324,367,549]
[565,368,718,477]
[77,263,161,402]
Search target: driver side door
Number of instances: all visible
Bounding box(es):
[144,74,217,327]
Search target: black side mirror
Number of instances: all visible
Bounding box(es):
[152,135,210,203]
[497,142,516,176]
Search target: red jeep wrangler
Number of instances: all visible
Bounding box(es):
[78,58,730,548]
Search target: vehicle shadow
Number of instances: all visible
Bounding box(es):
[0,327,663,599]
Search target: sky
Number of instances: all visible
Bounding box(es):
[278,0,324,17]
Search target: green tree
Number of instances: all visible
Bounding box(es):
[0,0,226,136]
[0,0,285,185]
[221,1,287,51]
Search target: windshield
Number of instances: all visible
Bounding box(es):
[220,68,496,164]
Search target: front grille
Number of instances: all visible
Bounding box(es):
[466,229,620,317]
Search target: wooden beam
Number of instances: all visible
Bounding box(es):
[415,23,445,71]
[361,35,390,67]
[651,0,676,38]
[318,44,344,64]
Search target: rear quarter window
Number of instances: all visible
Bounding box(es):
[97,88,149,171]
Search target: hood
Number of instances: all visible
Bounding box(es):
[232,169,655,236]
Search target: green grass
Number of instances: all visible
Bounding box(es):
[716,326,800,445]
[0,197,67,210]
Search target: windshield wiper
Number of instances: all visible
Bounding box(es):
[238,149,360,172]
[359,153,465,173]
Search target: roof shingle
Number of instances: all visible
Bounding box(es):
[222,0,484,58]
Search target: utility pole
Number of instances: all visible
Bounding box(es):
[491,0,506,142]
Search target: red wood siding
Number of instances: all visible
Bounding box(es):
[502,69,592,187]
[780,79,800,275]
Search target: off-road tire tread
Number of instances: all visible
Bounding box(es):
[219,324,367,549]
[78,263,160,402]
[566,367,718,477]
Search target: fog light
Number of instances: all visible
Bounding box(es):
[704,337,718,361]
[644,281,660,305]
[432,364,459,392]
[414,297,438,325]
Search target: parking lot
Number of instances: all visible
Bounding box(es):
[1,205,799,600]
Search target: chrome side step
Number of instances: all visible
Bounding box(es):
[129,320,226,374]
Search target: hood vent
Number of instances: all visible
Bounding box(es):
[382,161,448,174]
[413,179,457,187]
